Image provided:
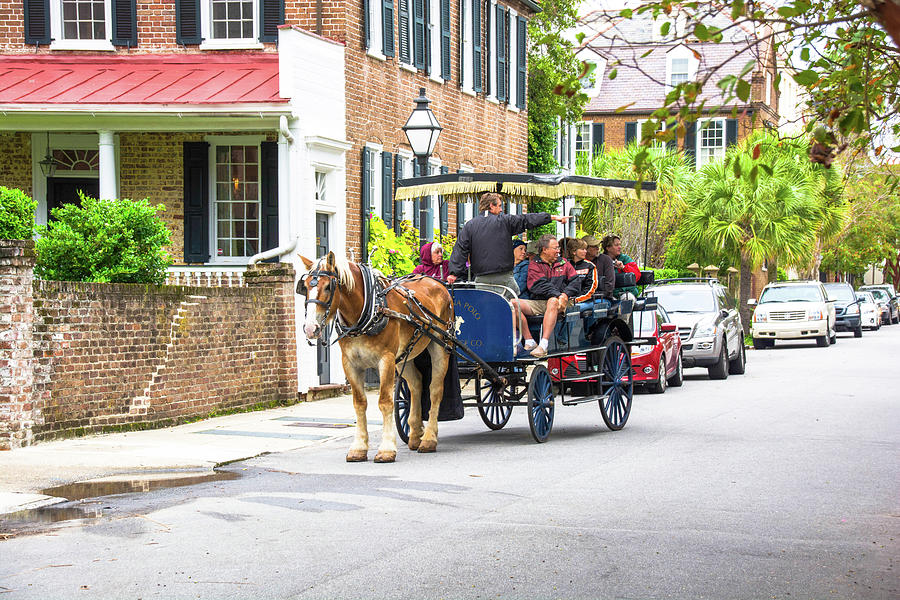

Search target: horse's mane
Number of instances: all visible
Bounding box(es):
[317,254,355,291]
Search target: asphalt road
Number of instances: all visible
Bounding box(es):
[1,328,898,599]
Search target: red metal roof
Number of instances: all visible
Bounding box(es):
[0,54,286,105]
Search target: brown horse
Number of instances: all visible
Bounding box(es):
[298,252,453,463]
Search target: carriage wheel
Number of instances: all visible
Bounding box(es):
[477,377,514,431]
[526,365,555,443]
[599,336,633,431]
[393,376,411,444]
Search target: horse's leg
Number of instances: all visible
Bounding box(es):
[373,356,398,463]
[418,342,450,453]
[342,356,369,462]
[404,364,424,451]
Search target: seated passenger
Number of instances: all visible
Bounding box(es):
[512,239,529,298]
[582,234,614,298]
[412,241,449,281]
[602,234,640,298]
[515,234,583,357]
[566,237,598,303]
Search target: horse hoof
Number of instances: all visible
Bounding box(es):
[408,439,421,451]
[374,451,396,463]
[417,440,437,453]
[346,450,368,462]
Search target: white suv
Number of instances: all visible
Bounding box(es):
[750,281,836,348]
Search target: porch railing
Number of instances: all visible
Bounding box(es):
[165,266,247,287]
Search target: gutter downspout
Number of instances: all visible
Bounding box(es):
[249,115,296,265]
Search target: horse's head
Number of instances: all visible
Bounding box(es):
[298,252,352,340]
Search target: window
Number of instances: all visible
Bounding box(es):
[398,0,427,69]
[697,119,725,168]
[365,0,394,58]
[575,123,592,162]
[315,171,327,203]
[666,47,697,91]
[48,0,113,49]
[213,144,261,259]
[670,57,689,86]
[201,0,259,48]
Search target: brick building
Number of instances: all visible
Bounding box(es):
[0,0,539,390]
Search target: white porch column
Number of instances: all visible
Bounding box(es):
[97,130,117,200]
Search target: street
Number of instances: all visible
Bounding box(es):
[1,328,898,600]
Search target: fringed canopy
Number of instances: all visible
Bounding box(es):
[394,172,658,203]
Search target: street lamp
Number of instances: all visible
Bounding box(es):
[402,88,442,247]
[568,199,582,238]
[38,132,59,177]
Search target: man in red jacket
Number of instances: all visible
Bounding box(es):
[515,235,583,357]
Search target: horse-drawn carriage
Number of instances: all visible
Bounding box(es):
[300,173,658,461]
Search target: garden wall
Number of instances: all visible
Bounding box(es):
[0,239,298,449]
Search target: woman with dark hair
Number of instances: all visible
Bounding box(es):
[566,237,598,303]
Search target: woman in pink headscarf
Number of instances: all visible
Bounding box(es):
[412,241,450,281]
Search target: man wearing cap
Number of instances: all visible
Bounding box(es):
[512,239,530,299]
[582,234,615,298]
[447,192,569,294]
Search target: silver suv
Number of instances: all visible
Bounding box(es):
[645,278,745,380]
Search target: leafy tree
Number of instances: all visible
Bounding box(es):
[0,187,37,240]
[35,194,172,284]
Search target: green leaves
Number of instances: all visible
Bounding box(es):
[793,69,819,86]
[0,187,37,240]
[736,79,751,102]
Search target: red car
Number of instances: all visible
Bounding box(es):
[630,306,683,393]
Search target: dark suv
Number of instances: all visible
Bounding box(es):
[823,282,863,337]
[645,278,745,380]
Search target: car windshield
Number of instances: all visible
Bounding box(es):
[648,287,716,312]
[869,289,889,301]
[632,310,658,336]
[824,284,855,301]
[759,285,822,303]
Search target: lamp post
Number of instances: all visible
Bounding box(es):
[402,88,442,248]
[568,199,582,238]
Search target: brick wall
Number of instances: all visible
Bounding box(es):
[585,113,759,150]
[0,133,33,196]
[0,242,298,448]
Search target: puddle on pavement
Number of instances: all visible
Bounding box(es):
[1,505,103,528]
[40,470,242,501]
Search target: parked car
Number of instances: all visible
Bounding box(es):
[856,291,881,331]
[750,280,836,348]
[630,306,684,393]
[823,282,863,338]
[859,285,899,325]
[644,278,745,380]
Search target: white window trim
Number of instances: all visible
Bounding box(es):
[199,0,264,50]
[366,0,386,61]
[507,8,518,111]
[460,0,473,93]
[487,0,497,102]
[397,150,416,223]
[695,118,726,169]
[574,121,592,162]
[49,0,115,51]
[428,0,442,82]
[665,46,698,91]
[205,134,266,265]
[637,119,667,148]
[364,143,384,223]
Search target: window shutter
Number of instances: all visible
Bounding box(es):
[439,166,449,236]
[684,122,697,165]
[412,160,421,230]
[364,0,371,48]
[399,0,411,63]
[456,169,465,234]
[361,148,371,262]
[260,142,279,257]
[504,9,511,103]
[259,0,283,42]
[383,0,395,56]
[440,0,451,80]
[394,154,404,232]
[725,119,738,147]
[413,0,426,70]
[23,0,51,45]
[176,0,202,45]
[495,5,506,102]
[382,151,393,229]
[625,122,637,145]
[592,123,604,155]
[516,17,527,108]
[183,142,210,263]
[484,4,491,96]
[472,0,482,93]
[111,0,137,46]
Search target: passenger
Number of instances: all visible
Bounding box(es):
[582,234,614,298]
[447,192,570,294]
[411,241,449,281]
[517,234,583,357]
[512,239,529,299]
[602,234,640,298]
[566,238,598,302]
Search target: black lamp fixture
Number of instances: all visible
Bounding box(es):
[568,199,583,238]
[402,88,442,247]
[38,132,59,177]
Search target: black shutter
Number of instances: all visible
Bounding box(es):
[361,148,371,261]
[592,123,605,155]
[725,118,738,147]
[111,0,137,46]
[504,9,511,103]
[625,122,637,145]
[394,154,404,233]
[260,0,284,43]
[399,0,411,63]
[364,0,370,48]
[473,0,482,93]
[183,142,210,263]
[260,142,279,254]
[176,0,202,45]
[23,0,50,45]
[484,3,491,96]
[423,0,431,75]
[496,5,506,102]
[412,160,421,230]
[516,17,527,108]
[382,151,393,229]
[684,122,697,166]
[440,0,451,80]
[413,0,426,70]
[439,166,449,236]
[383,0,395,56]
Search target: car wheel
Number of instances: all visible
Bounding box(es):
[893,313,899,325]
[728,342,746,375]
[853,325,863,338]
[667,352,684,387]
[830,327,837,344]
[707,340,729,380]
[649,355,667,394]
[816,331,830,347]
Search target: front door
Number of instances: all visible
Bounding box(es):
[46,177,99,221]
[315,213,330,384]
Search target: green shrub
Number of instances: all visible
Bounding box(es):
[0,187,37,240]
[648,267,680,281]
[35,194,172,284]
[367,215,416,276]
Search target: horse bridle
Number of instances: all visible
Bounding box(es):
[299,268,340,336]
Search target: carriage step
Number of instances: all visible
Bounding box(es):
[561,394,608,406]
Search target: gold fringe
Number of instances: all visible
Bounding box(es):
[395,181,657,203]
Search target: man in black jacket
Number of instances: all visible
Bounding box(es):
[447,192,569,294]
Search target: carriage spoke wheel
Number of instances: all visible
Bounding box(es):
[599,336,633,431]
[527,365,555,443]
[393,376,411,444]
[478,377,514,431]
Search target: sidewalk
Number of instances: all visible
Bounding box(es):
[0,392,383,516]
